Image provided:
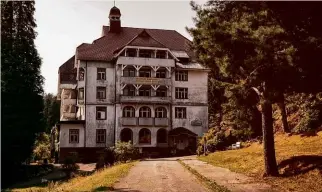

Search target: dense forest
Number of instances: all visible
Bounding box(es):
[188,1,322,176]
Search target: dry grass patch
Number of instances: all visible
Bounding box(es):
[10,162,136,192]
[199,131,322,192]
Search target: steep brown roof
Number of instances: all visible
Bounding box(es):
[76,26,194,61]
[59,56,77,84]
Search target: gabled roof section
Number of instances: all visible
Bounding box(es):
[58,56,77,84]
[59,56,76,73]
[128,29,166,48]
[76,26,195,61]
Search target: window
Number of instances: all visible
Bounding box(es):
[123,85,136,96]
[156,68,166,78]
[96,87,106,99]
[127,49,136,57]
[155,107,167,118]
[63,105,69,113]
[139,68,151,77]
[175,71,188,81]
[123,66,136,77]
[139,128,151,144]
[139,50,152,58]
[97,68,106,80]
[175,107,187,119]
[156,87,167,97]
[156,51,166,59]
[78,88,84,100]
[139,107,151,118]
[139,86,151,96]
[70,105,77,113]
[69,129,79,143]
[123,106,135,117]
[120,128,133,143]
[96,107,107,120]
[96,129,106,143]
[175,88,188,99]
[79,69,85,81]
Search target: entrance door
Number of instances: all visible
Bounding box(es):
[177,139,186,150]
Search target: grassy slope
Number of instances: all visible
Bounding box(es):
[199,132,322,192]
[11,162,135,192]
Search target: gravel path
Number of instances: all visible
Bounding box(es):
[113,158,210,192]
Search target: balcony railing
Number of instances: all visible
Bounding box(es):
[121,76,171,86]
[117,56,175,67]
[60,112,76,121]
[154,118,169,126]
[121,117,137,126]
[138,118,154,126]
[63,98,76,105]
[120,96,171,104]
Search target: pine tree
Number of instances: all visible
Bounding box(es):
[1,1,45,187]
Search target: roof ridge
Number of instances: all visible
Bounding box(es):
[102,25,177,32]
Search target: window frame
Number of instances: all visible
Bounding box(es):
[139,68,151,77]
[123,66,136,77]
[139,86,151,97]
[175,71,188,81]
[96,106,107,120]
[78,88,84,100]
[69,129,79,143]
[123,106,135,117]
[79,69,85,81]
[175,87,188,99]
[96,87,106,99]
[96,129,106,143]
[156,68,166,78]
[123,85,136,96]
[139,107,151,118]
[97,68,106,80]
[155,107,167,118]
[175,107,187,119]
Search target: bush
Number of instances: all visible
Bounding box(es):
[95,155,105,170]
[103,147,115,166]
[113,141,139,163]
[33,132,51,161]
[62,154,79,178]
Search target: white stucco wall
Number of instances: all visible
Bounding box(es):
[59,124,85,148]
[172,105,208,137]
[172,70,208,104]
[85,105,115,147]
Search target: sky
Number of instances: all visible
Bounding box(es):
[34,0,206,94]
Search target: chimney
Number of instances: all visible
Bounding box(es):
[109,6,121,33]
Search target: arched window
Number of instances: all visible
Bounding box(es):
[123,85,136,96]
[120,128,133,143]
[139,106,151,118]
[156,86,167,97]
[155,107,167,118]
[139,128,151,144]
[157,129,167,143]
[123,66,136,77]
[123,106,135,117]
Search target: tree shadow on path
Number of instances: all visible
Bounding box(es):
[95,186,142,192]
[278,155,322,177]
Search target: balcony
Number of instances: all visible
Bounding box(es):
[60,112,76,121]
[63,98,76,105]
[117,56,175,67]
[138,118,153,126]
[154,118,169,127]
[121,117,137,126]
[121,76,171,86]
[120,96,171,104]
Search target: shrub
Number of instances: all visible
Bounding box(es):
[62,154,79,178]
[103,147,115,166]
[95,155,105,170]
[113,141,139,163]
[33,132,51,161]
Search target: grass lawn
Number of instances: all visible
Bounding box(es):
[10,162,136,192]
[199,131,322,192]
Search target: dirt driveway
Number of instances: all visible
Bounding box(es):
[113,157,209,192]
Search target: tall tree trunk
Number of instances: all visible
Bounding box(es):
[261,96,279,176]
[277,94,289,133]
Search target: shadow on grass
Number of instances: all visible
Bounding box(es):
[94,186,142,192]
[278,155,322,177]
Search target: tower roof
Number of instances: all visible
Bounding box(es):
[109,6,121,16]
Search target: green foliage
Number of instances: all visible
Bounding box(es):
[62,154,80,178]
[1,1,45,187]
[33,132,51,161]
[96,155,106,170]
[112,141,139,163]
[43,93,60,133]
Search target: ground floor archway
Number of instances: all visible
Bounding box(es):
[120,128,133,143]
[168,127,197,155]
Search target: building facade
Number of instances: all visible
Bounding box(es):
[57,6,209,162]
